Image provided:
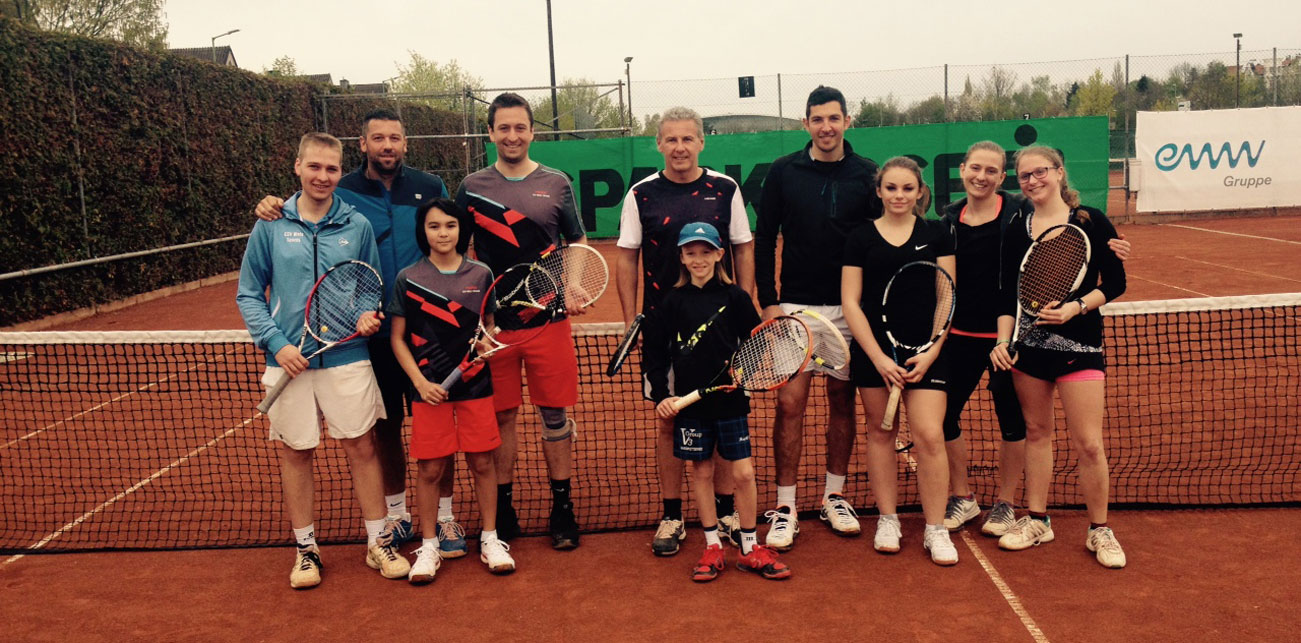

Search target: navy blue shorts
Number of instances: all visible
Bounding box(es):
[674,416,751,462]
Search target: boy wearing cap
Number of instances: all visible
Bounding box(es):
[641,223,790,582]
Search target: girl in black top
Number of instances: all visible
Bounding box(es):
[842,157,959,566]
[989,146,1128,569]
[644,223,791,582]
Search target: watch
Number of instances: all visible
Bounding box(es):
[1075,298,1088,314]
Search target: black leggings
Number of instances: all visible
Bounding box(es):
[941,333,1026,442]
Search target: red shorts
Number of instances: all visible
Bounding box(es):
[410,397,501,460]
[488,318,579,412]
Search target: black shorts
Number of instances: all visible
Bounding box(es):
[368,334,410,423]
[1012,344,1106,382]
[849,340,949,391]
[674,416,751,462]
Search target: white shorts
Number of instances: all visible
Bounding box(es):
[779,303,852,381]
[261,360,387,450]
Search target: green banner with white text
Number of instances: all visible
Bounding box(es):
[486,117,1110,238]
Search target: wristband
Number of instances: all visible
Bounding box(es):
[994,339,1010,346]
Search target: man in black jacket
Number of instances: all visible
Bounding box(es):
[754,86,881,550]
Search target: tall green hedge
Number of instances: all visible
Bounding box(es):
[0,18,465,326]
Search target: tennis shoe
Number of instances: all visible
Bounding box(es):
[651,518,686,557]
[289,545,322,589]
[820,494,861,536]
[998,516,1055,551]
[407,544,441,585]
[379,512,414,548]
[717,511,743,547]
[691,544,725,582]
[436,517,467,559]
[549,502,581,550]
[981,500,1017,537]
[874,515,902,554]
[480,537,516,575]
[943,495,981,531]
[1086,527,1127,569]
[737,544,791,580]
[497,501,520,542]
[763,506,799,551]
[924,528,959,566]
[366,541,411,579]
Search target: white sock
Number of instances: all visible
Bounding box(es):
[925,523,947,535]
[385,492,407,517]
[824,472,846,501]
[481,529,499,543]
[776,485,796,513]
[703,527,721,548]
[293,524,316,549]
[880,513,900,524]
[364,518,386,546]
[438,496,454,521]
[422,537,437,551]
[740,529,758,555]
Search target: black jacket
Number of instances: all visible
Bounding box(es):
[755,140,881,308]
[643,280,761,419]
[940,191,1030,333]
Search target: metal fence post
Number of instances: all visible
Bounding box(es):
[777,73,783,125]
[943,64,949,121]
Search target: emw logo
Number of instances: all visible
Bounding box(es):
[1154,141,1265,171]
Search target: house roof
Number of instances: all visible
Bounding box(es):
[168,46,238,67]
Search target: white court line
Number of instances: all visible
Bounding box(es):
[1127,275,1210,297]
[0,415,257,571]
[1163,224,1301,246]
[960,530,1050,643]
[1173,256,1301,285]
[2,349,238,450]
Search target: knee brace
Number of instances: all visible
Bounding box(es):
[539,407,575,442]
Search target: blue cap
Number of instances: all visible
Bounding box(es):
[677,222,722,248]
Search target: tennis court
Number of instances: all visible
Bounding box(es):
[2,216,1298,642]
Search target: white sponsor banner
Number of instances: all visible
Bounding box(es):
[1136,106,1301,212]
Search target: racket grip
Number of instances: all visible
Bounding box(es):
[257,371,293,414]
[880,384,903,431]
[670,390,703,411]
[439,367,465,391]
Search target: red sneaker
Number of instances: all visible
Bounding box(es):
[691,544,725,582]
[737,544,791,580]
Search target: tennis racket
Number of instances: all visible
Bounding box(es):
[879,261,956,431]
[1010,223,1091,358]
[670,315,813,411]
[257,260,383,414]
[606,313,644,376]
[438,261,562,391]
[534,243,610,313]
[791,308,851,372]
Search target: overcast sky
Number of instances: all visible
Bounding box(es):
[165,0,1299,118]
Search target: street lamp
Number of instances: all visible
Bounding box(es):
[211,29,239,64]
[625,57,634,132]
[1234,32,1243,107]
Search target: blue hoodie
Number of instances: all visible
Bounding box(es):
[236,192,382,368]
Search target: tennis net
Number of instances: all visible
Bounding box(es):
[1,294,1297,554]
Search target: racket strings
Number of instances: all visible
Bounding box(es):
[309,264,382,342]
[883,263,952,349]
[731,318,810,389]
[537,246,609,311]
[798,313,850,370]
[1020,232,1089,313]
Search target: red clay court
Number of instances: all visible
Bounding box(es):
[2,215,1298,642]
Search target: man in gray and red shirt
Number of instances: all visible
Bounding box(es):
[455,92,588,550]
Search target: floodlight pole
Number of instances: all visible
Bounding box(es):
[547,0,560,138]
[210,29,239,64]
[1234,32,1243,107]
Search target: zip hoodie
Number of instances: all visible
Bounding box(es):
[939,190,1030,334]
[755,140,881,308]
[236,192,381,368]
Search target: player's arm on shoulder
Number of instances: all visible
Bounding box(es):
[254,195,286,221]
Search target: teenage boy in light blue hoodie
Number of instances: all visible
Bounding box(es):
[237,133,410,589]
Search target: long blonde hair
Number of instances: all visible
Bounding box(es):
[1014,145,1083,212]
[876,156,932,217]
[673,244,733,288]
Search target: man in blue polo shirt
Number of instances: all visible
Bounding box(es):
[255,110,459,554]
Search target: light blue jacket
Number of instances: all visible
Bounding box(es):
[236,192,382,368]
